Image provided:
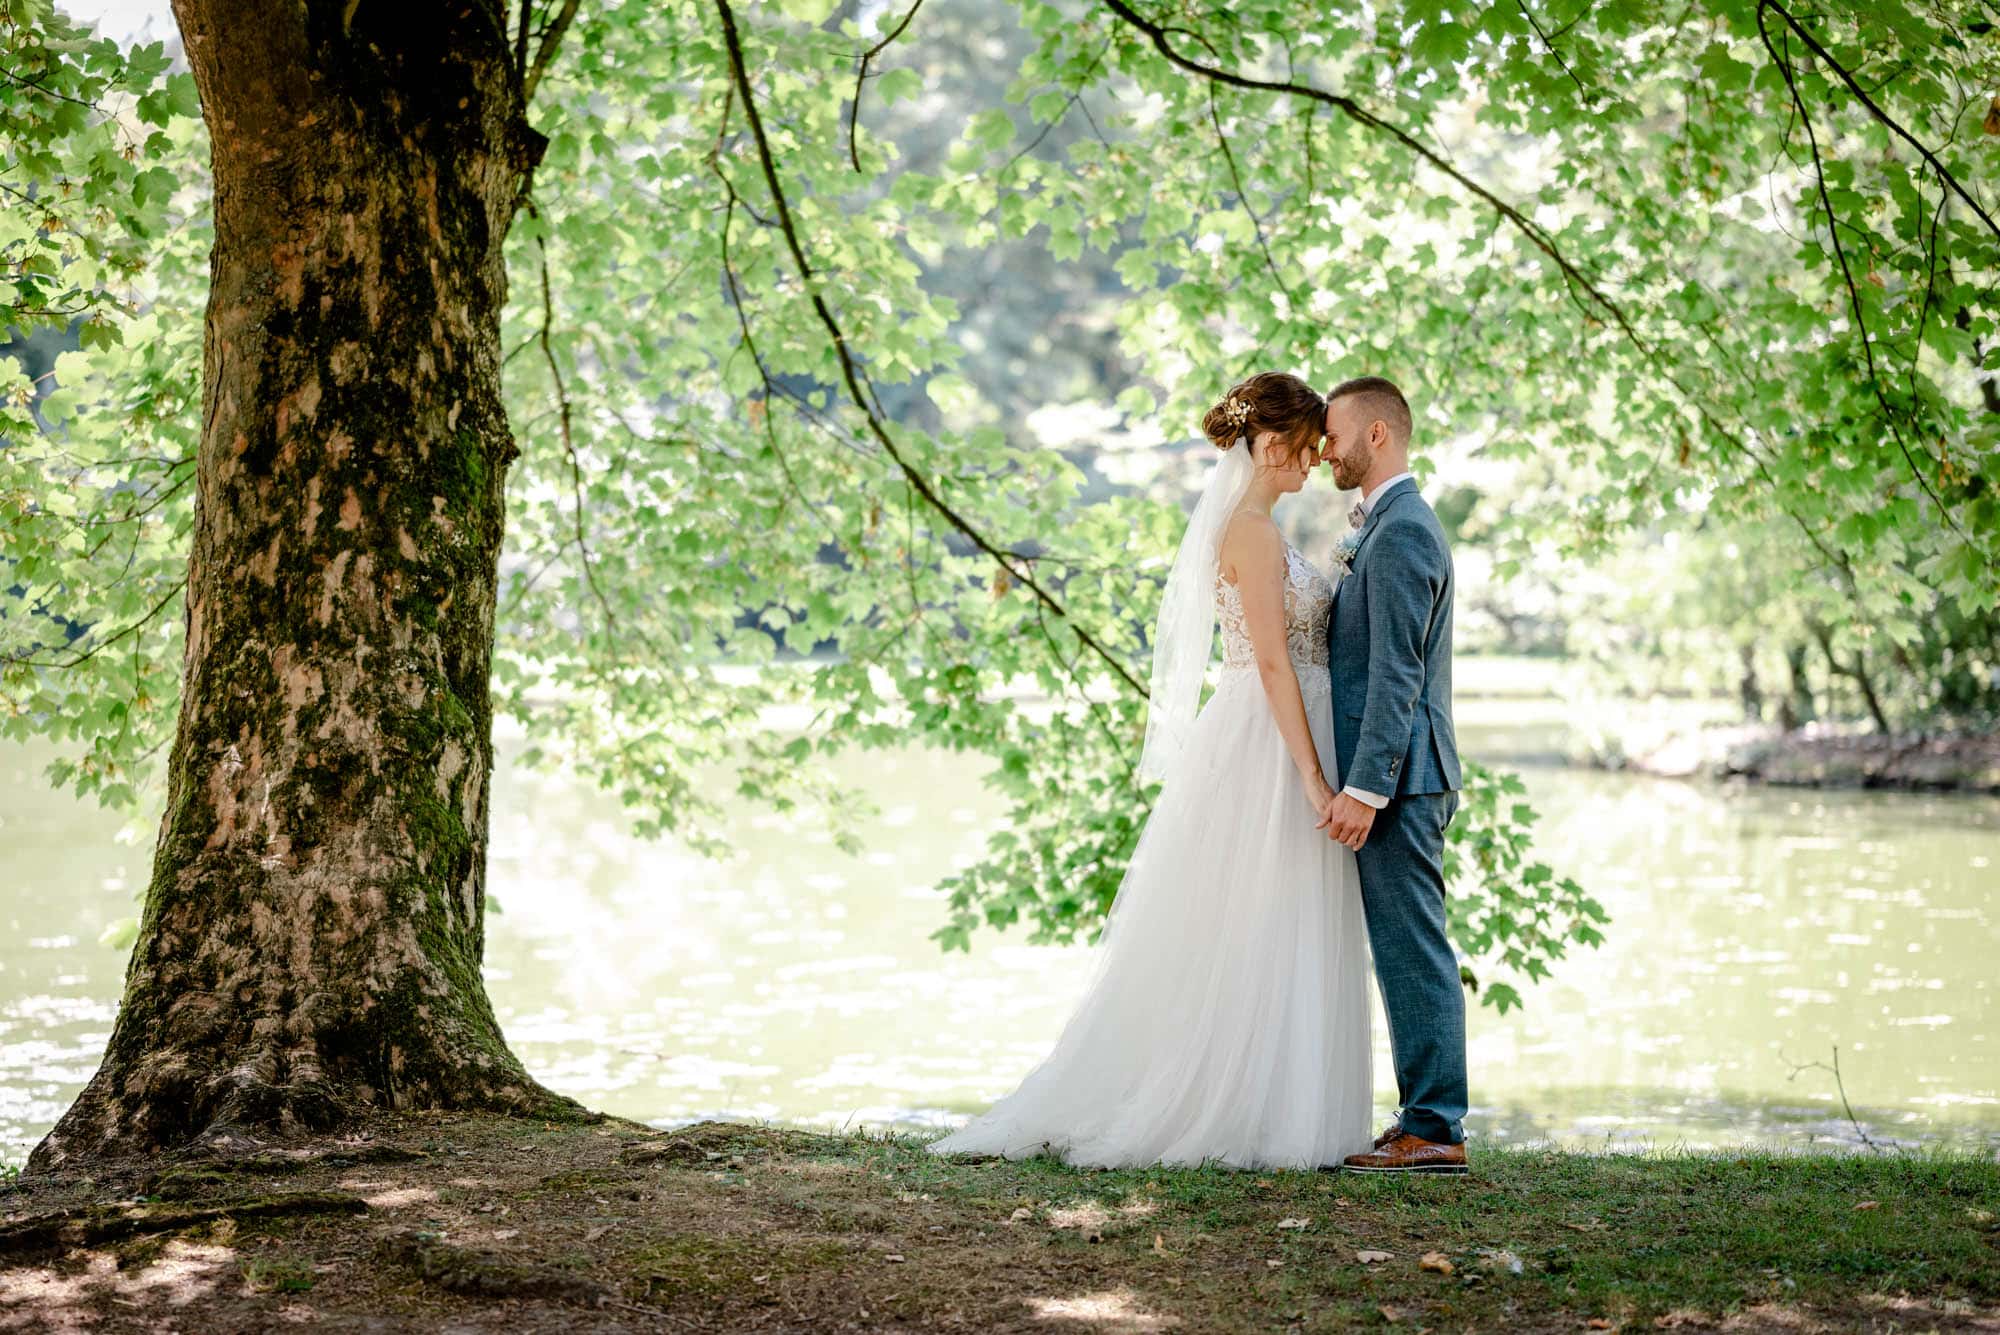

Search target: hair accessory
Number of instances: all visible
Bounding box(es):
[1223,396,1251,426]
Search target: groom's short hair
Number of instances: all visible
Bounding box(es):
[1326,376,1413,448]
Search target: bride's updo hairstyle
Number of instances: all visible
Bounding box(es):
[1200,372,1326,465]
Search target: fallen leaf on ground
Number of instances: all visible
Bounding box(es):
[1356,1249,1393,1264]
[1378,1305,1401,1323]
[583,1224,612,1242]
[1587,1320,1614,1330]
[1967,1208,1996,1225]
[1008,1207,1033,1223]
[1565,1218,1610,1232]
[1419,1251,1454,1275]
[1277,1217,1312,1230]
[1476,1248,1523,1276]
[1254,1177,1275,1188]
[1266,1259,1283,1268]
[884,1254,905,1263]
[1152,1233,1171,1256]
[492,1229,519,1241]
[1852,1200,1879,1211]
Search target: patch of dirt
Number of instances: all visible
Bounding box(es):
[0,1113,1995,1333]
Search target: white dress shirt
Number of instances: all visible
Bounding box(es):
[1341,472,1415,811]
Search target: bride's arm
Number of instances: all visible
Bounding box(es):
[1219,517,1338,818]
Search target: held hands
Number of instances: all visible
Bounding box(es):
[1317,792,1378,851]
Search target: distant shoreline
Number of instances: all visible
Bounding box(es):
[1600,723,2000,795]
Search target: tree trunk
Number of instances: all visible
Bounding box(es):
[32,0,575,1171]
[1737,644,1763,723]
[1807,619,1892,736]
[1780,642,1815,731]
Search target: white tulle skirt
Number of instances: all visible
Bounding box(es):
[929,666,1374,1171]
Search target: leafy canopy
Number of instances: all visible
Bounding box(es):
[12,0,1996,1009]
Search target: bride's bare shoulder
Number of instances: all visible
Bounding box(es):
[1217,510,1282,585]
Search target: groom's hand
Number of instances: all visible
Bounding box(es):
[1318,793,1377,850]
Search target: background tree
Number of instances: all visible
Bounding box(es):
[9,0,1994,1162]
[7,0,585,1168]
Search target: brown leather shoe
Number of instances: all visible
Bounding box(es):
[1371,1122,1402,1150]
[1341,1130,1468,1176]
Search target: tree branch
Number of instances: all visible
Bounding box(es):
[1099,0,1655,373]
[1759,0,2000,247]
[1514,0,1591,102]
[1207,85,1298,315]
[1758,10,1965,539]
[1099,0,1925,574]
[714,0,1149,700]
[2,577,187,669]
[525,199,624,639]
[523,0,581,103]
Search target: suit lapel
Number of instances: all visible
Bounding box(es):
[1332,480,1411,620]
[1349,477,1416,570]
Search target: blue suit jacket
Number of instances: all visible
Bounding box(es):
[1327,478,1462,797]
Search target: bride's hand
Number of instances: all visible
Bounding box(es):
[1304,771,1338,822]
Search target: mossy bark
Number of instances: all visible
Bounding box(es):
[32,0,574,1170]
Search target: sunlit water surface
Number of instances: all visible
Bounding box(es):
[3,706,1995,1163]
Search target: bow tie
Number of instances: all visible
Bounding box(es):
[1348,500,1367,530]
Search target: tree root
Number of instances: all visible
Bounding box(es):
[0,1192,368,1262]
[374,1229,610,1306]
[137,1144,426,1202]
[31,1057,594,1176]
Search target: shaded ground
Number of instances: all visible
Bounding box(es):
[2,1113,1996,1332]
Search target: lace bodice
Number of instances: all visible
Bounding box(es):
[1216,542,1335,673]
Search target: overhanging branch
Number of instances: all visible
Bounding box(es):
[1759,0,2000,247]
[714,0,1149,700]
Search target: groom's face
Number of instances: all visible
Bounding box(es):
[1321,397,1375,491]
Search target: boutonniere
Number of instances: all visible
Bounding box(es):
[1328,529,1363,577]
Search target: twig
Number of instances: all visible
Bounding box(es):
[1782,1045,1887,1154]
[1031,599,1139,783]
[998,37,1113,176]
[847,0,925,172]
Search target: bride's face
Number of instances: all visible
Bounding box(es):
[1253,430,1315,493]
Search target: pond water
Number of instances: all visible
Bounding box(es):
[3,702,1996,1165]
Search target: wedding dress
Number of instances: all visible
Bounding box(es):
[929,464,1374,1170]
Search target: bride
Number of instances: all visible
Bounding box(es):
[928,372,1374,1171]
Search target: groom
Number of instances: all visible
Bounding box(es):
[1314,376,1469,1177]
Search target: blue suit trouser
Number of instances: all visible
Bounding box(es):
[1353,791,1467,1145]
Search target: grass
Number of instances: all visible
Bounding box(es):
[793,1126,2000,1330]
[1,1113,1994,1332]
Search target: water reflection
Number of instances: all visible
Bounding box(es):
[2,729,1995,1163]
